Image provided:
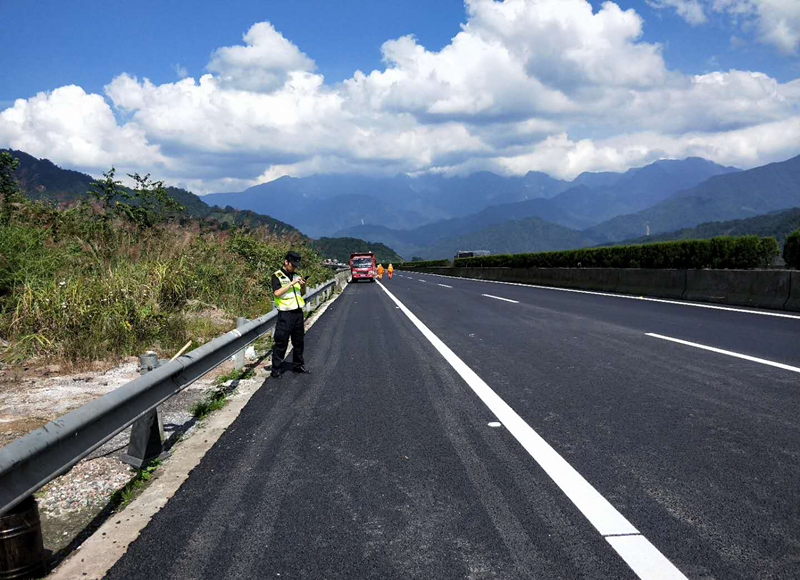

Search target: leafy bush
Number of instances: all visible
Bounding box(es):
[0,163,327,364]
[398,259,451,269]
[455,236,779,270]
[784,229,800,269]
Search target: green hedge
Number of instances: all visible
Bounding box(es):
[398,259,451,269]
[454,236,779,270]
[785,229,800,269]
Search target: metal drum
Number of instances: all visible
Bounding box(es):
[0,497,46,579]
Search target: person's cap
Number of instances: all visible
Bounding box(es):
[285,251,302,266]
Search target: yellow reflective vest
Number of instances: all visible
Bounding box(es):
[273,269,305,311]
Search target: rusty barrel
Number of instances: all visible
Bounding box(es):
[0,497,46,579]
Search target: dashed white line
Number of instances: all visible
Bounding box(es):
[646,333,800,373]
[377,281,687,580]
[438,284,453,288]
[414,271,800,320]
[419,279,427,283]
[482,293,519,304]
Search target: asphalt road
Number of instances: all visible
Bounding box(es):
[104,274,800,579]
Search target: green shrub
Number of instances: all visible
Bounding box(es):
[398,259,451,269]
[784,229,800,269]
[454,236,780,270]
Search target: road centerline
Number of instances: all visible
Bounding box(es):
[377,281,687,580]
[646,333,800,373]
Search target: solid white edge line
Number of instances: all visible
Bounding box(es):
[607,536,687,580]
[376,281,688,580]
[482,293,519,304]
[408,271,800,320]
[646,333,800,373]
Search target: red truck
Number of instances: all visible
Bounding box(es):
[350,251,377,282]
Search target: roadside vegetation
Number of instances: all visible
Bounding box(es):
[784,229,800,269]
[451,236,782,270]
[0,152,328,366]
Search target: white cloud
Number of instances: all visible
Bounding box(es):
[206,22,315,92]
[0,0,799,192]
[174,63,188,79]
[0,85,165,172]
[653,0,800,54]
[647,0,707,25]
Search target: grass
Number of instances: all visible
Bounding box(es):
[0,194,330,366]
[213,366,255,386]
[189,389,229,420]
[110,459,162,509]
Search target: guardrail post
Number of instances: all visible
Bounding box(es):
[0,496,46,579]
[120,352,169,469]
[234,317,247,371]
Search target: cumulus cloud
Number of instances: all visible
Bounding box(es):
[0,85,165,172]
[652,0,800,54]
[0,0,798,191]
[206,21,315,92]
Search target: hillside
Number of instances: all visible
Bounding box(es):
[616,208,800,246]
[419,217,598,260]
[589,154,800,242]
[4,150,301,235]
[205,157,734,237]
[313,237,403,263]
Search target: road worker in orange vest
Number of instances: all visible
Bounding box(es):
[387,264,393,279]
[377,264,384,279]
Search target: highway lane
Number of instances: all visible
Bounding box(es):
[104,282,641,580]
[388,271,800,579]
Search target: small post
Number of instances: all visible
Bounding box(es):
[120,352,169,469]
[234,317,247,371]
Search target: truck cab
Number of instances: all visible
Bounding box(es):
[350,252,377,282]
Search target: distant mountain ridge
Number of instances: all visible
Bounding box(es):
[207,157,738,239]
[589,154,800,242]
[4,149,301,235]
[614,207,800,247]
[339,154,799,259]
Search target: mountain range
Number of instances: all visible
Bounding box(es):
[5,149,301,235]
[204,157,739,238]
[7,148,800,262]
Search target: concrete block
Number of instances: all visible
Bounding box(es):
[782,271,800,312]
[684,269,791,310]
[617,269,687,299]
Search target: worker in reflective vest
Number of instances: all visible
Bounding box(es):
[387,264,393,279]
[270,251,310,378]
[377,264,384,279]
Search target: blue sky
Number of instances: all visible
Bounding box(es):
[1,0,798,192]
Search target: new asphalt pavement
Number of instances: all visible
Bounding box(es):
[104,273,800,579]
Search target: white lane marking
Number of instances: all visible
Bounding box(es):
[376,281,686,580]
[419,279,427,283]
[416,271,800,320]
[646,333,800,373]
[482,293,519,304]
[607,536,687,580]
[488,421,502,428]
[438,284,453,288]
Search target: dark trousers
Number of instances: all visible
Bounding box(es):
[272,309,304,371]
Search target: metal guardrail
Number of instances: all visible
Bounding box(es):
[0,277,345,516]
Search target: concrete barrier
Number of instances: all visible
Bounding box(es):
[684,269,791,309]
[534,268,619,292]
[783,270,800,312]
[404,265,796,312]
[783,271,800,312]
[617,269,687,299]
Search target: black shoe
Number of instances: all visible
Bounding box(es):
[292,367,311,374]
[270,371,282,379]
